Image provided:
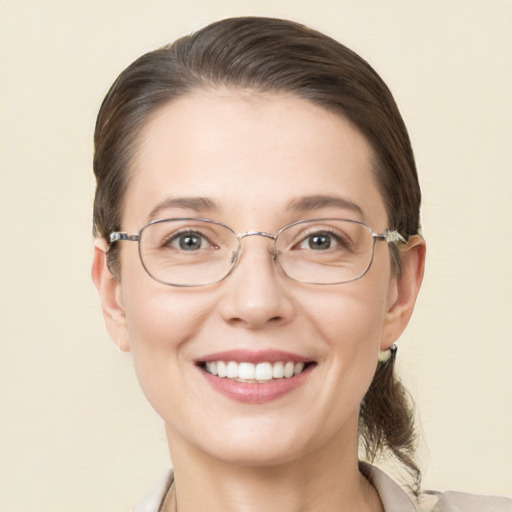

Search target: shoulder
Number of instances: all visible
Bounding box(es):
[423,489,512,512]
[360,463,512,512]
[132,468,174,512]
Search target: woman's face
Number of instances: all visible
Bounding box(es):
[98,90,414,466]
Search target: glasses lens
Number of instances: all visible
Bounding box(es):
[275,219,374,284]
[139,219,238,286]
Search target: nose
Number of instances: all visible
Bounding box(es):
[217,235,294,330]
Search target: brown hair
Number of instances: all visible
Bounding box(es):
[93,16,421,493]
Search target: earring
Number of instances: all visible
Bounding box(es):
[378,344,397,363]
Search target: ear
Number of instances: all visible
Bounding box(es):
[381,236,426,349]
[91,238,131,352]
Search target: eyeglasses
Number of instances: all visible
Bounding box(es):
[109,218,406,287]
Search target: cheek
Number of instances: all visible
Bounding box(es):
[119,247,209,350]
[301,275,391,400]
[315,297,383,402]
[120,277,213,394]
[305,279,390,354]
[123,285,211,356]
[120,288,222,432]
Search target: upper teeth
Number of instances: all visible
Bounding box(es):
[204,361,305,381]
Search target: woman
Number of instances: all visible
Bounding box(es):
[91,17,511,512]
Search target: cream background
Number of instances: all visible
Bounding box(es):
[0,1,511,510]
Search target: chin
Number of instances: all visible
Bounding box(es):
[168,409,357,471]
[205,438,311,468]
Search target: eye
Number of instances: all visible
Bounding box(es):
[299,231,341,251]
[167,230,211,251]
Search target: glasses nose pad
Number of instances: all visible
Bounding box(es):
[230,246,242,266]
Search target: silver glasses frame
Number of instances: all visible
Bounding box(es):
[109,217,406,287]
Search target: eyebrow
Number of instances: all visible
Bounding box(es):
[148,197,220,221]
[147,194,364,222]
[286,195,364,218]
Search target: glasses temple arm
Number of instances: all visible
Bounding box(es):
[374,231,407,244]
[109,232,140,243]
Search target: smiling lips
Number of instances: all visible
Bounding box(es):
[197,350,314,403]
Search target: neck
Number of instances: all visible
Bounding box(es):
[163,417,383,512]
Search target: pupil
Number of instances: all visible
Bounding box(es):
[179,235,201,250]
[309,234,330,250]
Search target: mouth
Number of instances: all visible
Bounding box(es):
[195,350,316,403]
[199,360,313,383]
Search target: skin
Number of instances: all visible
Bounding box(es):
[92,89,425,512]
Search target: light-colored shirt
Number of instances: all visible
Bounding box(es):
[133,463,512,512]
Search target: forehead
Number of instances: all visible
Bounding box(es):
[124,89,387,229]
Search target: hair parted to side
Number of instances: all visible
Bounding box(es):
[93,16,422,493]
